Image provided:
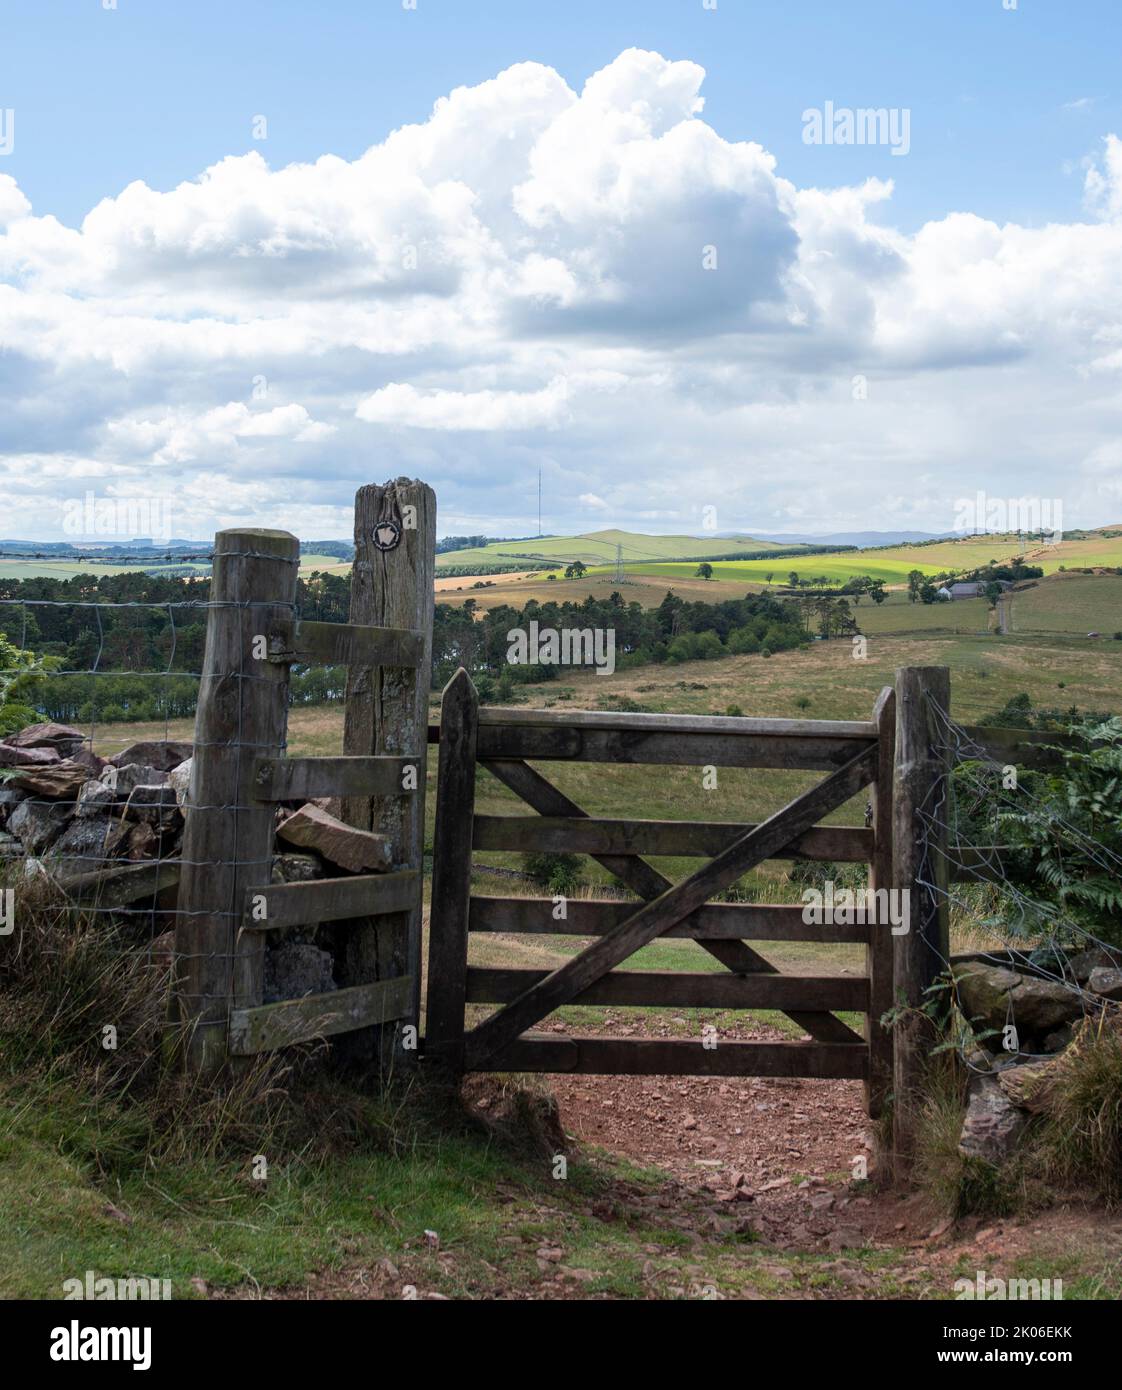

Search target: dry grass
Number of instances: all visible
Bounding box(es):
[0,873,297,1171]
[1035,1014,1122,1199]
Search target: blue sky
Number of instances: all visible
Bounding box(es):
[0,1,1120,541]
[4,0,1117,231]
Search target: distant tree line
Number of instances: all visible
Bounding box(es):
[0,571,353,724]
[963,563,1044,583]
[300,540,354,560]
[432,589,821,699]
[0,570,852,722]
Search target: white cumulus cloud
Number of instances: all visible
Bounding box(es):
[0,48,1120,539]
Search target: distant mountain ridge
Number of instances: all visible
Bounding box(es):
[0,538,211,554]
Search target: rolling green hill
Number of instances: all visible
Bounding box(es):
[434,529,801,569]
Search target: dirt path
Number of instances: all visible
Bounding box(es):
[539,1018,1121,1297]
[545,1018,918,1253]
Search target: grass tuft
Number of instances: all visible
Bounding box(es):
[1033,1014,1122,1199]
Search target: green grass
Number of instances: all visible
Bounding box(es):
[0,1071,598,1298]
[850,590,993,634]
[299,553,352,573]
[0,1047,919,1300]
[2,1062,979,1300]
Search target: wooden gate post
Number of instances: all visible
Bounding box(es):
[866,685,896,1122]
[340,478,436,1070]
[173,528,300,1071]
[425,668,479,1079]
[891,665,951,1159]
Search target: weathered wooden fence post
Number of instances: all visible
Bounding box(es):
[866,684,896,1122]
[425,668,479,1079]
[340,478,436,1070]
[173,528,300,1071]
[891,665,951,1159]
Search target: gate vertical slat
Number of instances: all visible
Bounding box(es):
[892,665,951,1158]
[425,668,479,1078]
[865,685,896,1121]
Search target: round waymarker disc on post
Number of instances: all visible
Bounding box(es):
[372,520,401,551]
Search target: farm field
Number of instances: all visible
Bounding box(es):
[299,552,352,574]
[577,529,1122,588]
[436,568,764,610]
[850,589,992,633]
[434,568,1118,641]
[435,528,799,569]
[0,559,212,580]
[1019,532,1122,568]
[7,527,1117,591]
[0,552,351,581]
[1008,571,1122,634]
[432,526,1122,590]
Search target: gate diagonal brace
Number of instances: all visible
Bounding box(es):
[483,759,863,1046]
[473,752,875,1064]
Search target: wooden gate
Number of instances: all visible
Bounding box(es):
[426,670,897,1117]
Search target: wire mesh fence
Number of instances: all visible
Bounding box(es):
[0,586,297,998]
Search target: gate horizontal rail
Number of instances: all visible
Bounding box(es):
[468,895,872,942]
[472,815,872,861]
[485,1036,869,1079]
[430,708,876,771]
[465,966,868,1011]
